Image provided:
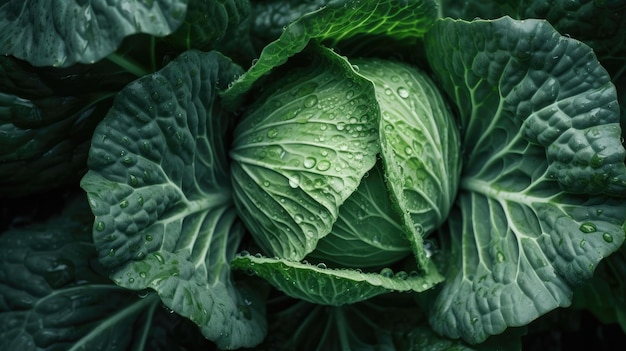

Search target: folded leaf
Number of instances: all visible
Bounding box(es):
[231,253,443,306]
[80,50,266,349]
[230,44,379,261]
[355,57,461,273]
[307,161,412,269]
[220,0,439,107]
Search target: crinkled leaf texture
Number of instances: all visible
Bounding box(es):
[231,253,442,306]
[0,195,161,350]
[220,0,439,107]
[0,56,135,198]
[229,44,380,261]
[0,0,187,67]
[307,161,412,269]
[425,16,626,343]
[355,57,461,273]
[165,0,251,52]
[80,50,266,349]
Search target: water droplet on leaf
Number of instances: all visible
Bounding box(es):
[397,87,409,98]
[267,129,278,138]
[316,160,331,171]
[380,267,394,278]
[294,214,304,224]
[580,222,597,233]
[303,157,316,169]
[303,95,318,108]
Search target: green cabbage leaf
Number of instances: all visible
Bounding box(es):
[80,50,266,349]
[220,0,439,107]
[354,58,461,273]
[307,161,412,269]
[0,194,223,350]
[230,44,380,261]
[424,16,626,343]
[0,0,188,67]
[231,253,442,306]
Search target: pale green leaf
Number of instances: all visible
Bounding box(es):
[230,44,379,261]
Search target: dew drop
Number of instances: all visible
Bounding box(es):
[414,224,424,235]
[395,271,408,280]
[580,222,597,233]
[95,221,105,231]
[263,180,270,187]
[345,90,354,99]
[294,214,304,224]
[404,146,413,155]
[380,267,394,278]
[496,251,506,263]
[303,157,316,169]
[267,129,278,138]
[119,199,129,208]
[139,272,147,278]
[397,87,409,99]
[590,154,604,168]
[239,250,250,257]
[128,277,135,283]
[153,252,165,264]
[303,95,318,108]
[603,232,614,243]
[316,160,331,171]
[145,234,153,242]
[336,122,346,131]
[129,174,138,186]
[316,262,327,269]
[288,176,300,188]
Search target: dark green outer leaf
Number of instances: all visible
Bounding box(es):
[250,0,328,48]
[220,0,439,108]
[165,0,252,53]
[0,194,161,351]
[424,16,626,344]
[80,50,266,349]
[426,16,626,195]
[0,0,188,67]
[252,295,463,351]
[519,0,626,68]
[0,56,135,198]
